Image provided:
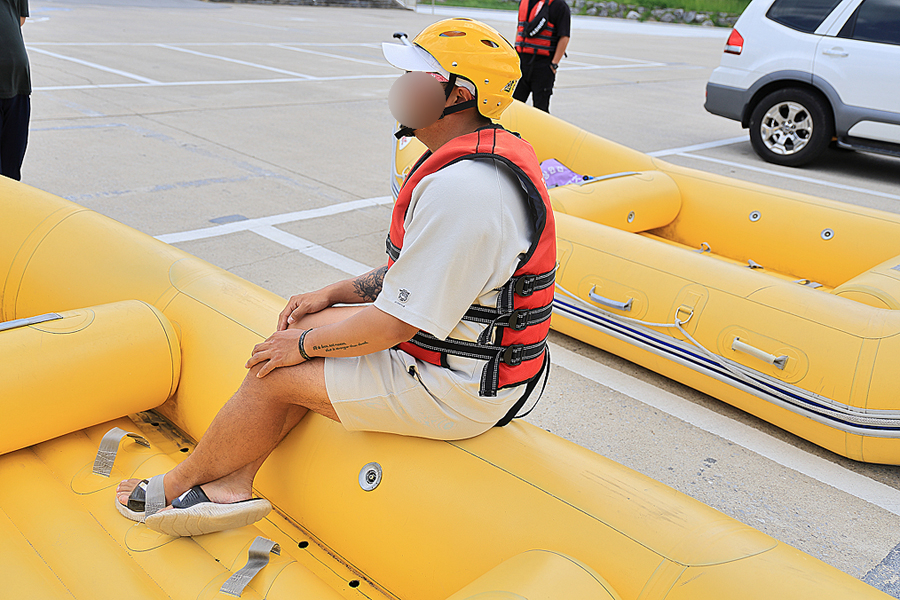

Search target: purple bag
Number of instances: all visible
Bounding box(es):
[540,159,589,188]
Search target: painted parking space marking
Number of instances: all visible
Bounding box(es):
[28,46,162,84]
[250,225,372,277]
[677,152,900,202]
[28,41,397,91]
[271,44,396,69]
[644,135,897,202]
[648,135,747,157]
[33,75,397,92]
[27,41,665,90]
[565,50,667,70]
[550,344,900,516]
[154,44,317,79]
[155,196,393,244]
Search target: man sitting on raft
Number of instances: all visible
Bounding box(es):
[115,18,557,537]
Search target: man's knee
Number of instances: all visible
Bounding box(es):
[241,359,334,416]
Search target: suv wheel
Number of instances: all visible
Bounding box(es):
[749,88,833,166]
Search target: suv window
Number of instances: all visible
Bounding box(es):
[766,0,843,32]
[838,0,900,45]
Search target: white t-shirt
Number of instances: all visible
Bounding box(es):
[374,157,534,395]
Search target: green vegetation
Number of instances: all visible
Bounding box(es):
[645,0,750,13]
[428,0,751,21]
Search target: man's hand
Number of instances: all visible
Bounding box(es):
[278,290,332,331]
[246,329,304,377]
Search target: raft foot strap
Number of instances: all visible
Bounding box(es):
[92,427,151,477]
[221,537,281,597]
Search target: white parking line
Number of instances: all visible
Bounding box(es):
[29,42,399,91]
[562,63,670,71]
[154,195,900,515]
[28,42,383,47]
[677,152,900,202]
[28,47,161,84]
[271,44,395,69]
[549,344,900,516]
[648,135,747,157]
[565,51,667,69]
[250,225,373,277]
[155,196,393,244]
[33,74,398,92]
[155,44,316,80]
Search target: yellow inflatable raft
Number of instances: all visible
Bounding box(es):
[0,169,889,598]
[393,102,900,465]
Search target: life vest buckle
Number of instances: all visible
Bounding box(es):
[515,275,536,297]
[508,309,528,330]
[502,344,525,366]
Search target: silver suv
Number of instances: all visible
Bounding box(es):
[705,0,900,166]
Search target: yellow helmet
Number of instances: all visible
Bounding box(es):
[386,18,521,120]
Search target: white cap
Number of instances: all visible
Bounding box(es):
[382,42,476,95]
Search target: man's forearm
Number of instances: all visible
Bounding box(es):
[324,264,388,304]
[552,37,569,66]
[303,305,417,359]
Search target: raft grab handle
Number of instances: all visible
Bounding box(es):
[92,427,151,477]
[221,536,281,597]
[731,337,788,370]
[0,313,63,333]
[589,286,633,312]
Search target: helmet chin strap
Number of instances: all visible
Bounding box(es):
[394,73,477,139]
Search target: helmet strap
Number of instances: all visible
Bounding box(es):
[394,125,417,140]
[441,99,477,118]
[439,73,477,119]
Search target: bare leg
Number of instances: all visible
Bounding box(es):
[117,305,366,507]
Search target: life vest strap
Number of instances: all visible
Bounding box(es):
[465,303,553,345]
[406,331,547,396]
[386,235,401,262]
[512,266,557,297]
[494,347,551,427]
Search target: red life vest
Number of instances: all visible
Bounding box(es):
[386,126,557,398]
[515,0,557,57]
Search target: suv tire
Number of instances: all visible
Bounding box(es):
[749,88,833,167]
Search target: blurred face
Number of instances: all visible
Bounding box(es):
[388,71,447,132]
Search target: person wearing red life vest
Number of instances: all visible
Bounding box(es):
[113,18,557,538]
[513,0,571,113]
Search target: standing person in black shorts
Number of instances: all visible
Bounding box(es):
[513,0,571,113]
[0,0,30,181]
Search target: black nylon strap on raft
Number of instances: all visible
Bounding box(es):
[494,347,551,427]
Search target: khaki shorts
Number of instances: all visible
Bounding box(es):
[324,348,524,441]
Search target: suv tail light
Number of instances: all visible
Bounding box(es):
[724,29,744,55]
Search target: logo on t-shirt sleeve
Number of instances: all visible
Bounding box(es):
[397,288,410,304]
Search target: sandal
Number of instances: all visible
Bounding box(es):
[144,485,271,537]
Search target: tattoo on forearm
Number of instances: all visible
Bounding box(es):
[352,265,387,302]
[313,341,370,353]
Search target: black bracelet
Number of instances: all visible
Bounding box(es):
[298,329,313,361]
